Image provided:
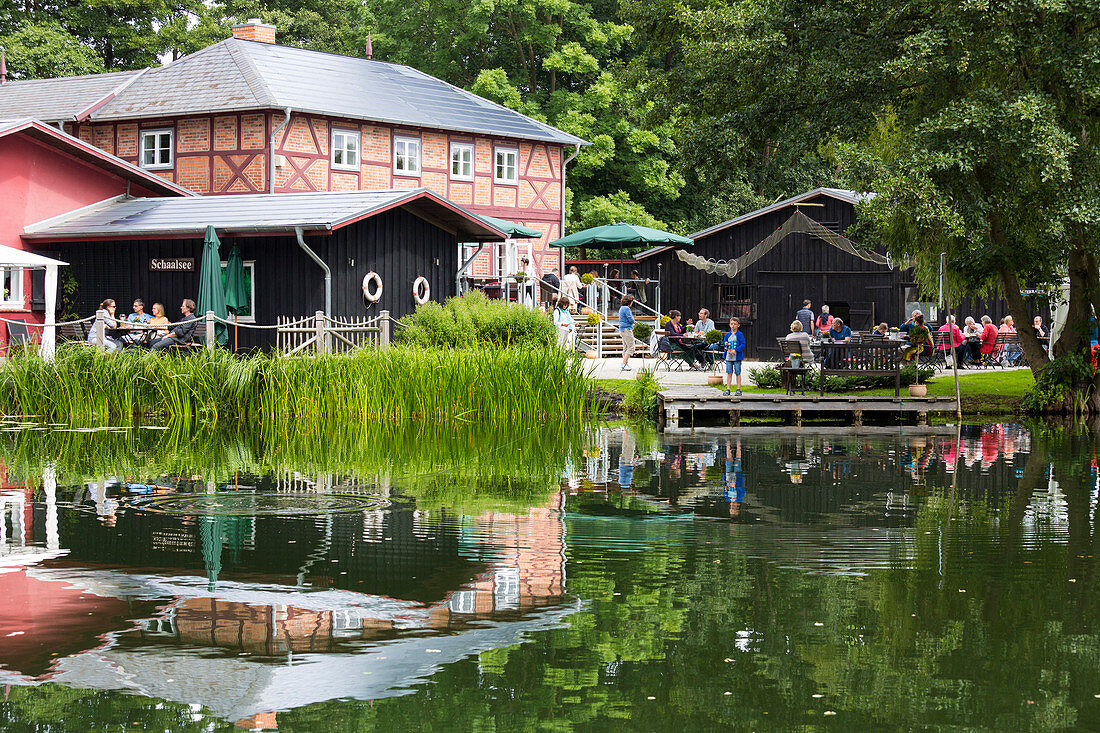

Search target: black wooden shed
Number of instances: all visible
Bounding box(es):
[22,189,506,350]
[634,188,931,360]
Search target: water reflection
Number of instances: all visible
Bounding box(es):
[1,422,1099,730]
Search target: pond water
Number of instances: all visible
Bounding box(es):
[1,422,1098,730]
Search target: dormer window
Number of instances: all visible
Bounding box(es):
[140,129,173,169]
[332,129,360,170]
[394,136,421,176]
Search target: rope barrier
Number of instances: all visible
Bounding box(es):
[210,314,312,329]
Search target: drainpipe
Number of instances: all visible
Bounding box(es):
[456,243,486,295]
[560,143,580,268]
[295,226,331,317]
[269,107,292,194]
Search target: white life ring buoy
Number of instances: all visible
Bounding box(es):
[362,271,383,303]
[412,276,431,305]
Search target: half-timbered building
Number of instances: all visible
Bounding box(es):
[0,19,585,282]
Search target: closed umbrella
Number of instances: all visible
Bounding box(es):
[224,243,248,351]
[196,225,228,347]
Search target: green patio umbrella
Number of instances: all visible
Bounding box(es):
[196,225,228,346]
[200,514,224,593]
[548,222,693,248]
[476,214,544,239]
[223,243,248,351]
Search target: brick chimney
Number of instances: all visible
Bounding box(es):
[232,18,276,44]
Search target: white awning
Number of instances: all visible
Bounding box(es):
[0,244,68,268]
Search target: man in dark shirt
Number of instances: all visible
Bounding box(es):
[152,299,198,351]
[543,267,561,307]
[795,300,814,334]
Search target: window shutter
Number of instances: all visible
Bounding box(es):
[30,251,60,310]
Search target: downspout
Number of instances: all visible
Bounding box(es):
[270,108,292,194]
[560,143,580,267]
[295,226,331,317]
[456,243,486,295]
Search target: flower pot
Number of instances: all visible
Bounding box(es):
[908,383,927,397]
[585,350,598,360]
[707,375,724,386]
[790,354,803,369]
[580,307,591,316]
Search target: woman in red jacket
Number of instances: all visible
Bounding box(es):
[979,315,999,363]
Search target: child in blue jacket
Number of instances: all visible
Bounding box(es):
[722,317,746,396]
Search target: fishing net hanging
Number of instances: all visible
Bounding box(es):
[677,210,893,277]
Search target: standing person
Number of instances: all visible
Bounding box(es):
[543,267,561,307]
[121,298,152,347]
[562,265,581,310]
[553,296,576,349]
[631,270,648,304]
[815,305,833,336]
[618,294,636,371]
[796,300,814,335]
[151,299,198,352]
[518,257,536,307]
[721,317,746,396]
[725,439,745,518]
[86,299,122,352]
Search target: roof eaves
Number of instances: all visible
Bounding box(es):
[22,194,132,235]
[74,67,150,122]
[688,187,863,240]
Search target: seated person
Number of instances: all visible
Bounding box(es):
[149,302,170,340]
[899,310,922,334]
[121,298,152,347]
[937,315,965,362]
[151,299,198,351]
[827,318,852,343]
[900,314,931,361]
[86,299,122,352]
[691,308,717,363]
[979,315,999,361]
[664,310,697,365]
[1033,316,1047,339]
[785,320,814,363]
[874,322,890,336]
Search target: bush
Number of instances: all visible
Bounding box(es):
[398,290,555,348]
[633,322,653,342]
[587,312,602,326]
[623,368,660,417]
[749,362,933,391]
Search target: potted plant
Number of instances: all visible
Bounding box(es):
[790,352,803,369]
[633,322,653,343]
[587,312,602,326]
[580,273,595,286]
[908,355,927,396]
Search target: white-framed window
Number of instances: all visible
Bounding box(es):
[494,147,518,184]
[139,129,173,169]
[331,129,360,170]
[394,136,421,176]
[0,268,23,307]
[450,142,474,180]
[220,259,255,323]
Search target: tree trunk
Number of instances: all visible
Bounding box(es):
[995,271,1048,380]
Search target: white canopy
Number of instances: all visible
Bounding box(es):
[0,243,69,362]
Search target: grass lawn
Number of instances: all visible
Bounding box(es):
[593,369,1034,415]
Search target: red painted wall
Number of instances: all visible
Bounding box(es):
[0,134,163,321]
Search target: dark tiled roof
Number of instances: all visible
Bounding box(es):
[0,70,142,122]
[0,38,585,146]
[22,189,508,241]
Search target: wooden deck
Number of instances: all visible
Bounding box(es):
[656,386,959,429]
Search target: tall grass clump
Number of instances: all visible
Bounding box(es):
[0,343,593,426]
[398,290,555,348]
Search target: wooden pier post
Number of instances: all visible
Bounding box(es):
[205,310,215,350]
[314,311,327,354]
[379,310,391,348]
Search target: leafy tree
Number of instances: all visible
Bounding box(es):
[0,21,104,78]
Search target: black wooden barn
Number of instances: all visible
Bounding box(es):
[632,188,1015,360]
[22,189,506,350]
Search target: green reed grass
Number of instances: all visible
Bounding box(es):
[0,345,594,427]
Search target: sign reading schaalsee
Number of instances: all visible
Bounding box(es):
[150,258,195,272]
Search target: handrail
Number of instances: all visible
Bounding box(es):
[593,277,662,319]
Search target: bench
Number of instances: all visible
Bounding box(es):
[58,320,88,343]
[775,337,815,365]
[817,341,902,396]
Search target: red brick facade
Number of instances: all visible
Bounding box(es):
[66,109,567,277]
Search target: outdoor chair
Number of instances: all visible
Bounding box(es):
[979,335,1007,368]
[57,321,88,343]
[5,320,30,354]
[653,335,696,372]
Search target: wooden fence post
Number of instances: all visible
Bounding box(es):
[205,311,215,350]
[94,309,105,349]
[315,311,327,354]
[380,310,390,348]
